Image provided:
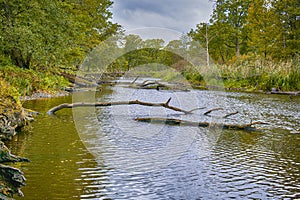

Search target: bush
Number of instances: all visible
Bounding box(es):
[0,65,69,95]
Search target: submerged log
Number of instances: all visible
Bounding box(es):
[47,98,192,115]
[129,78,190,91]
[270,90,300,96]
[135,117,268,131]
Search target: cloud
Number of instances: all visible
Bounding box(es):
[111,0,214,34]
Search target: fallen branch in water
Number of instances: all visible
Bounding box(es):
[270,91,300,96]
[128,78,190,91]
[204,108,223,115]
[223,111,239,118]
[47,98,192,115]
[135,117,268,131]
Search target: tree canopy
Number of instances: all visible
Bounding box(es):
[189,0,300,63]
[0,0,120,69]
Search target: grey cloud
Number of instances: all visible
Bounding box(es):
[111,0,213,33]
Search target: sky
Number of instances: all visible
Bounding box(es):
[111,0,214,40]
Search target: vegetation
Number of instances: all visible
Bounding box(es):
[0,66,69,96]
[0,0,298,97]
[0,1,119,196]
[0,0,120,96]
[189,0,299,62]
[219,58,300,91]
[187,0,300,91]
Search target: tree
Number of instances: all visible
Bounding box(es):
[123,34,143,70]
[272,0,300,58]
[189,23,212,66]
[246,0,278,59]
[0,0,119,69]
[210,0,252,58]
[189,22,234,64]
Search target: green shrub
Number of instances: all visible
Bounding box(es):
[0,65,69,95]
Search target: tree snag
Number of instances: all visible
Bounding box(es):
[47,98,192,115]
[135,117,268,131]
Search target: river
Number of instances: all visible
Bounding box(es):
[6,85,300,199]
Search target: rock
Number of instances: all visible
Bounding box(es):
[0,164,26,198]
[0,141,29,199]
[0,142,30,163]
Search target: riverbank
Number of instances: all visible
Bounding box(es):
[0,79,32,198]
[0,65,70,198]
[218,59,300,92]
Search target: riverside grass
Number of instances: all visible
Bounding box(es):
[0,65,69,96]
[218,59,300,92]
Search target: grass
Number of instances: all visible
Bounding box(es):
[219,59,300,91]
[0,65,69,96]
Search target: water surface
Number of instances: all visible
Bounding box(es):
[7,87,300,199]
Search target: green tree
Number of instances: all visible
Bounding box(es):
[246,0,277,58]
[272,0,300,58]
[189,22,234,63]
[123,34,143,70]
[0,0,119,69]
[210,0,252,58]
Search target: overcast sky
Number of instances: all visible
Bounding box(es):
[111,0,214,40]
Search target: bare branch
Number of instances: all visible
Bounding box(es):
[223,111,239,118]
[47,98,192,115]
[203,108,223,115]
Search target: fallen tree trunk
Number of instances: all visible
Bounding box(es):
[270,90,300,96]
[47,98,192,115]
[135,117,268,131]
[129,79,190,91]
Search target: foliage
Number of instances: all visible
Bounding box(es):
[0,0,119,103]
[0,66,69,95]
[0,76,21,109]
[0,0,120,69]
[219,59,300,91]
[187,0,299,91]
[189,0,300,62]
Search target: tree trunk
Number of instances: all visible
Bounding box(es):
[135,117,268,131]
[10,48,30,69]
[47,98,192,115]
[235,37,240,57]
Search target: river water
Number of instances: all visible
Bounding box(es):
[7,85,300,199]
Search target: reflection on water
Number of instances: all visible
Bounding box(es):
[6,87,300,199]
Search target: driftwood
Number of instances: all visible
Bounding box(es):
[47,98,192,115]
[129,78,190,91]
[270,91,300,96]
[204,108,223,115]
[47,97,269,132]
[135,117,268,131]
[47,98,240,119]
[60,72,97,87]
[223,111,239,118]
[132,80,171,90]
